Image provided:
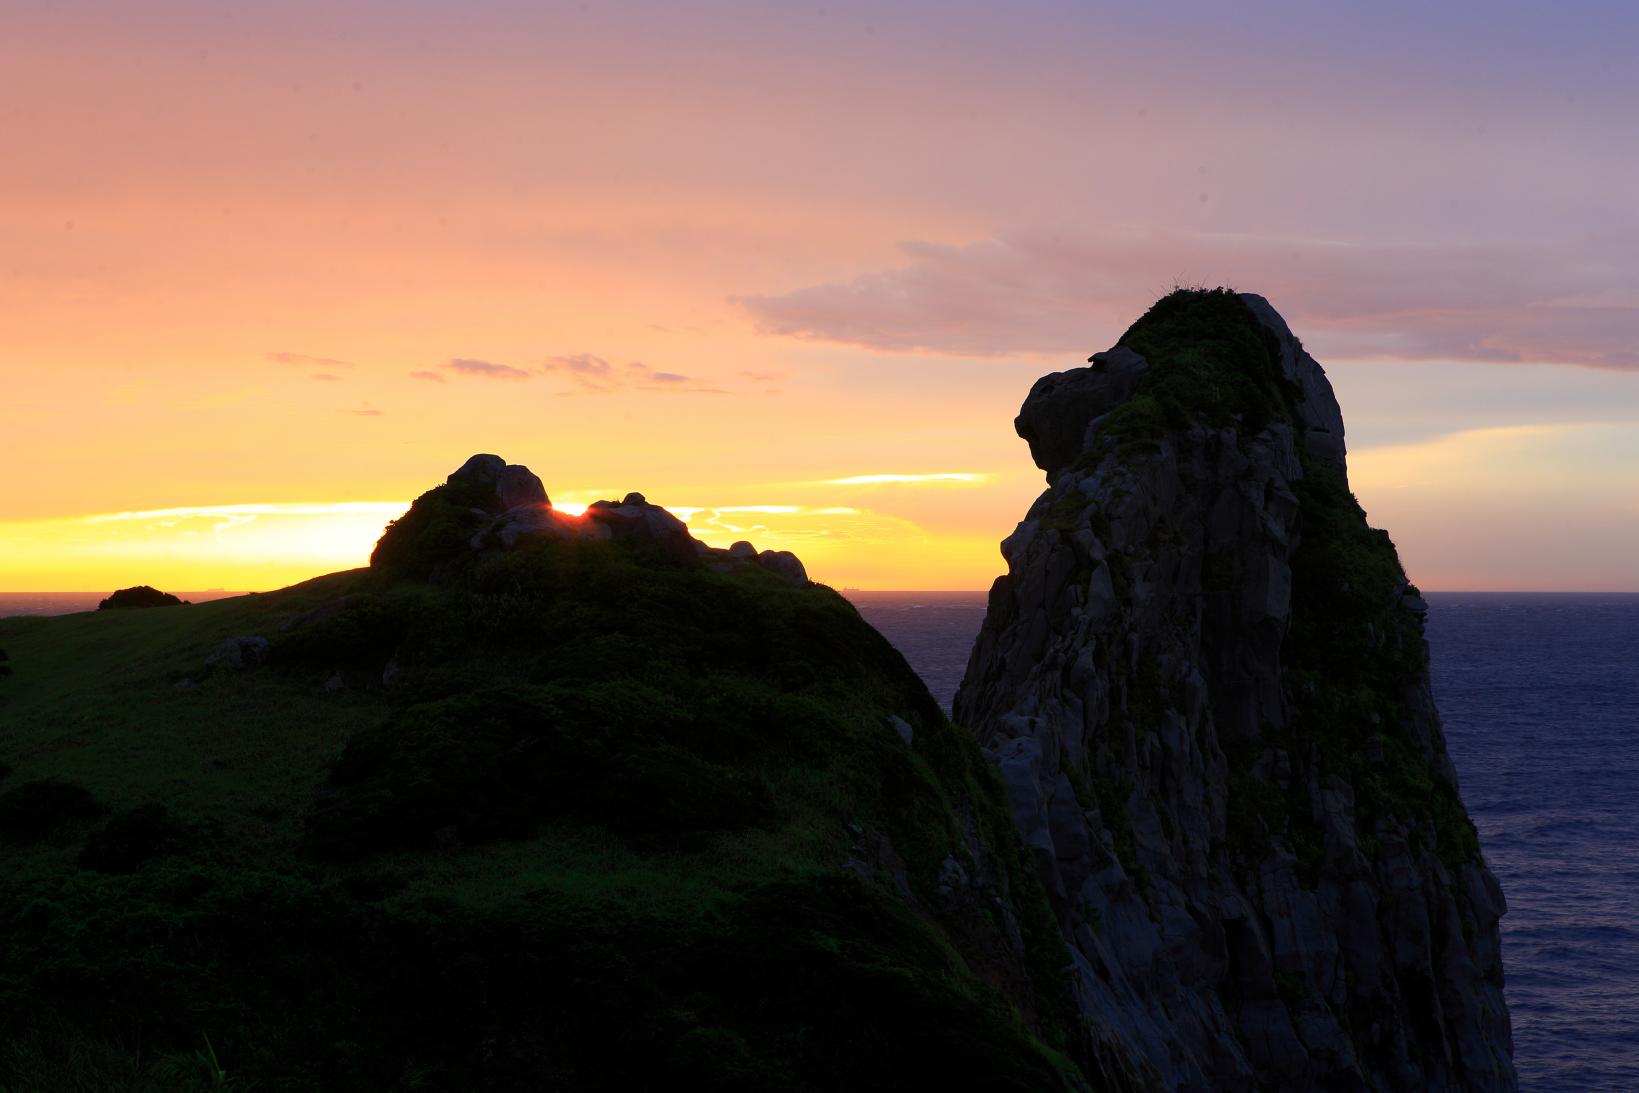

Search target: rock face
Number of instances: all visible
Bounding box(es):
[955,290,1515,1091]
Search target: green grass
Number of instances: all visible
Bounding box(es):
[1082,286,1300,460]
[0,535,1090,1089]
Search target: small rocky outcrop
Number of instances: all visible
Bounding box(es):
[98,586,184,610]
[205,635,270,671]
[447,453,550,510]
[955,290,1514,1091]
[374,456,808,587]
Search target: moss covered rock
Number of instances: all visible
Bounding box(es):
[957,289,1514,1091]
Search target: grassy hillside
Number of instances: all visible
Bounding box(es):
[0,519,1088,1090]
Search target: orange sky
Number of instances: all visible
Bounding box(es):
[5,2,1639,592]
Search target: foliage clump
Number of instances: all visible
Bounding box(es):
[0,779,107,842]
[1286,465,1479,868]
[368,478,503,580]
[98,585,185,610]
[78,803,187,873]
[1093,287,1300,451]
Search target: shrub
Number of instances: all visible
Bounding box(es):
[1094,287,1299,447]
[0,780,107,842]
[79,803,186,873]
[98,586,185,610]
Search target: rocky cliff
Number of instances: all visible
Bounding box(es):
[955,289,1515,1091]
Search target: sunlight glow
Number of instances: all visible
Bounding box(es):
[814,473,989,486]
[0,501,410,591]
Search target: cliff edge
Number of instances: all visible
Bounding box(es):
[955,289,1515,1091]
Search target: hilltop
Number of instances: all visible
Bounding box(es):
[0,458,1093,1091]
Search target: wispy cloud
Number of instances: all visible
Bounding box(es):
[736,227,1639,368]
[344,407,385,416]
[310,373,341,382]
[86,501,406,524]
[542,353,618,391]
[448,357,532,380]
[541,354,726,395]
[814,473,989,486]
[268,351,354,370]
[408,370,446,383]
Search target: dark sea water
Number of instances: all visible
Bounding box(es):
[0,591,242,617]
[849,590,1639,1093]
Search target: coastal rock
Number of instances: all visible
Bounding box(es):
[955,290,1515,1091]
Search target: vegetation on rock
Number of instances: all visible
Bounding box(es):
[97,585,186,610]
[0,468,1091,1090]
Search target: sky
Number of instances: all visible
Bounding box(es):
[4,0,1638,592]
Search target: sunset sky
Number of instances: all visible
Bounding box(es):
[5,0,1638,591]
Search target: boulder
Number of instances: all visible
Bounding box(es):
[497,464,549,510]
[447,453,506,489]
[755,549,809,587]
[205,635,270,671]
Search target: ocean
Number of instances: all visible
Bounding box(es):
[5,589,1634,1087]
[850,590,1639,1093]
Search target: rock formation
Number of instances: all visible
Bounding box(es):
[956,289,1515,1090]
[373,455,807,586]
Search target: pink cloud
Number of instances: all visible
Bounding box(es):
[447,357,532,380]
[541,354,725,395]
[736,227,1639,368]
[269,351,354,370]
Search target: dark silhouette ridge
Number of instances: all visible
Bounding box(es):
[97,585,185,610]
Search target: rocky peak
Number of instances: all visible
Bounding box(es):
[372,454,808,587]
[446,453,550,511]
[955,290,1514,1090]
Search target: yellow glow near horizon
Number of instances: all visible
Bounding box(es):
[6,5,1639,600]
[1350,422,1639,591]
[814,473,990,486]
[0,502,410,592]
[0,482,1030,593]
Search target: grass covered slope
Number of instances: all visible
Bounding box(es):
[0,473,1089,1091]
